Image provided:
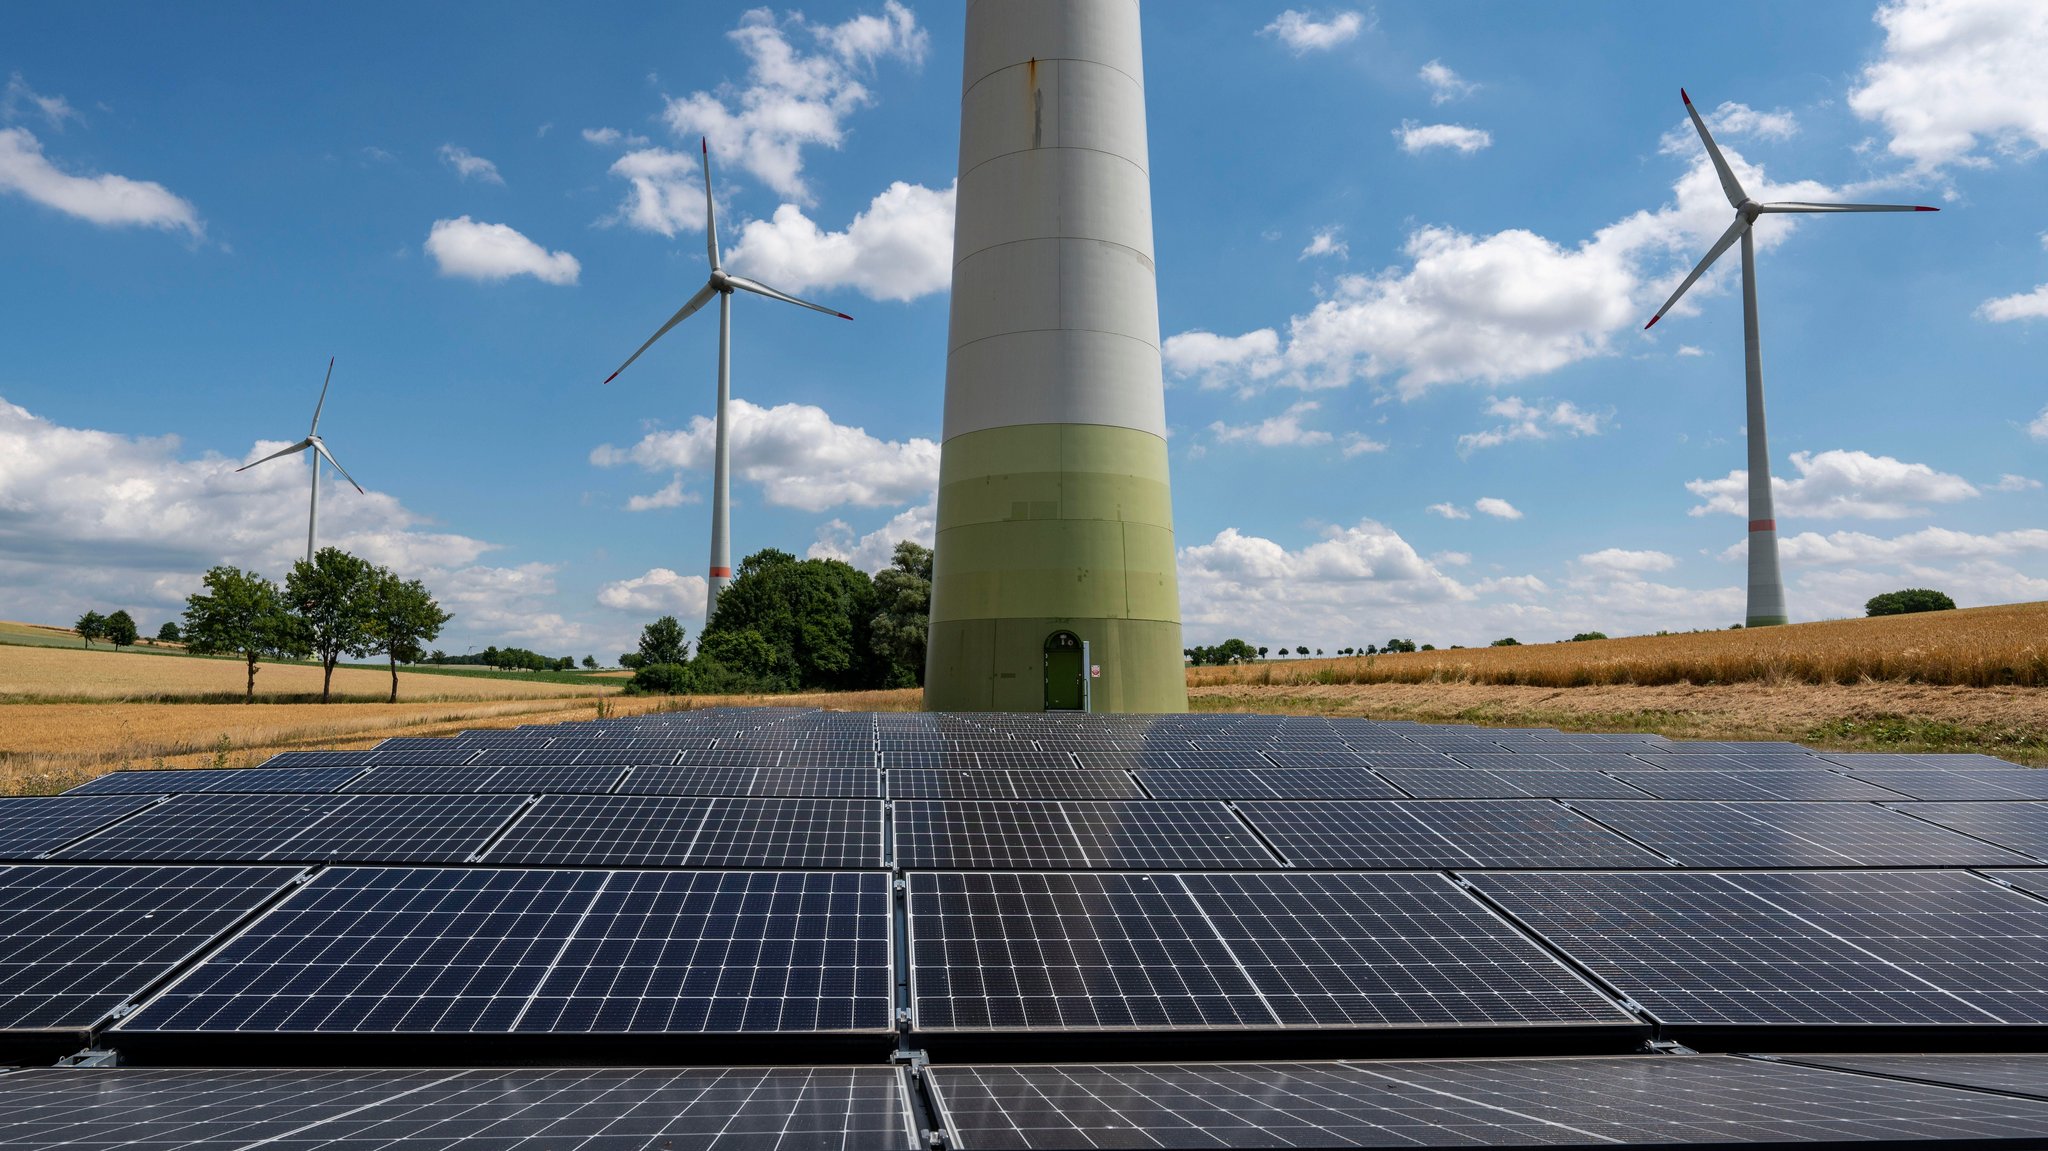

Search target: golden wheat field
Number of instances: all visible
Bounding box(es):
[0,644,610,702]
[1189,601,2048,690]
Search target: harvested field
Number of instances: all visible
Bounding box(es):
[1190,601,2048,690]
[1189,681,2048,766]
[0,644,615,702]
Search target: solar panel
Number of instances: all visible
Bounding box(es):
[1347,750,1461,770]
[887,768,1143,800]
[482,795,715,868]
[1375,767,1654,800]
[0,863,300,1032]
[1773,1054,2048,1101]
[1887,803,2048,860]
[1257,749,1369,769]
[907,871,1275,1030]
[1469,869,2048,1026]
[366,749,481,766]
[65,766,365,796]
[621,765,880,797]
[253,750,378,769]
[343,764,627,794]
[0,795,163,859]
[1605,769,1913,802]
[1567,800,2035,867]
[51,793,522,864]
[1133,767,1286,800]
[1178,872,1633,1027]
[1824,752,2027,770]
[1846,769,2048,801]
[1987,869,2048,900]
[0,1066,919,1150]
[893,801,1276,869]
[1236,800,1670,868]
[684,799,883,868]
[121,867,893,1036]
[925,1057,2048,1149]
[883,751,1075,771]
[675,749,790,769]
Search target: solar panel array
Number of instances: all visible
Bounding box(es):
[0,705,2041,1149]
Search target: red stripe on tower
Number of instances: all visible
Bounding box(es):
[1749,519,1776,533]
[709,566,732,578]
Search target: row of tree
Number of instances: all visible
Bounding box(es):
[622,542,932,695]
[73,609,142,649]
[422,646,591,672]
[181,547,450,702]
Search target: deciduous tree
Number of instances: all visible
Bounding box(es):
[183,566,301,701]
[366,569,452,703]
[104,610,138,650]
[637,616,690,667]
[74,610,106,648]
[287,547,378,703]
[869,541,932,687]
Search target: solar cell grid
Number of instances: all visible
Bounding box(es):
[620,765,880,798]
[0,863,301,1033]
[1238,800,1670,868]
[344,764,627,795]
[1347,750,1460,770]
[1849,769,2048,801]
[482,795,714,868]
[52,792,523,864]
[65,766,366,796]
[367,749,481,766]
[1073,750,1184,770]
[1771,1054,2048,1103]
[1884,803,2048,861]
[1607,769,1912,802]
[685,798,883,868]
[1570,800,2035,867]
[1469,869,2048,1027]
[908,871,1274,1031]
[675,750,787,769]
[0,1066,919,1151]
[1374,767,1654,800]
[1827,752,2028,770]
[1179,872,1632,1028]
[1986,870,2048,900]
[253,750,379,769]
[887,769,1143,801]
[48,793,335,862]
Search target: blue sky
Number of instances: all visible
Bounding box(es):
[3,0,2044,659]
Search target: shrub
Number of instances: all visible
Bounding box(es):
[1866,588,1956,617]
[627,662,692,695]
[1490,637,1521,647]
[1570,631,1608,642]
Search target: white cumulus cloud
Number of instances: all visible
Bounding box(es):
[604,148,707,237]
[1165,141,1850,399]
[1210,401,1333,448]
[1687,449,1979,520]
[662,2,927,203]
[1419,60,1476,104]
[1426,502,1471,520]
[1162,329,1283,388]
[1261,9,1368,54]
[1457,396,1609,454]
[1578,548,1677,574]
[1991,473,2041,492]
[1849,0,2048,174]
[808,499,936,573]
[624,474,699,512]
[597,568,710,620]
[0,126,201,237]
[1659,102,1798,154]
[1474,497,1522,520]
[424,216,579,285]
[437,144,503,185]
[4,73,83,129]
[1300,229,1348,260]
[2030,405,2048,441]
[725,179,953,302]
[1396,122,1492,154]
[590,397,937,513]
[1978,282,2048,322]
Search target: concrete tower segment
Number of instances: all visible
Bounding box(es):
[924,0,1187,713]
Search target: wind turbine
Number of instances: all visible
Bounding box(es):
[235,357,364,566]
[1645,90,1935,628]
[601,138,852,621]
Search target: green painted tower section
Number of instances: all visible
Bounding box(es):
[924,0,1187,713]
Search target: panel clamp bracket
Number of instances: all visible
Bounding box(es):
[56,1047,121,1068]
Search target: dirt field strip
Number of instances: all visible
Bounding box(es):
[0,644,612,702]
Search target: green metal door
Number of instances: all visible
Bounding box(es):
[1044,631,1084,711]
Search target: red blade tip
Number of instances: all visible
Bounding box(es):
[701,137,708,155]
[836,312,853,321]
[602,371,620,385]
[1680,88,1692,106]
[1644,314,1661,330]
[1915,205,1939,211]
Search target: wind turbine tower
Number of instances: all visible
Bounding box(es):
[602,141,852,621]
[924,0,1187,712]
[236,357,364,566]
[1647,90,1935,628]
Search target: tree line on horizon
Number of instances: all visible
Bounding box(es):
[620,541,931,696]
[178,547,450,703]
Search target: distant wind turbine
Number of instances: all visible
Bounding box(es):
[235,357,364,566]
[601,139,852,621]
[1645,90,1936,628]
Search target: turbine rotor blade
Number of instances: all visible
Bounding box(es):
[235,438,314,472]
[725,274,853,320]
[602,281,720,384]
[313,441,365,494]
[702,138,721,273]
[309,357,335,434]
[1644,215,1749,330]
[1757,201,1941,214]
[1682,89,1749,210]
